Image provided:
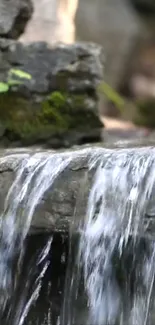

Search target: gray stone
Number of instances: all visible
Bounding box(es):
[2,41,103,93]
[0,40,103,147]
[0,0,33,39]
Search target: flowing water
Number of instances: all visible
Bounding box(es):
[0,146,155,325]
[78,149,155,325]
[0,150,73,324]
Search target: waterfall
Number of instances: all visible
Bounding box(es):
[78,148,155,325]
[0,150,76,324]
[0,147,155,325]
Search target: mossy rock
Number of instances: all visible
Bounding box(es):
[0,91,102,145]
[134,99,155,128]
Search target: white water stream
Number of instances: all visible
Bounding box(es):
[0,147,155,325]
[78,148,155,325]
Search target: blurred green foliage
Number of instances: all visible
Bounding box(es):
[98,81,125,112]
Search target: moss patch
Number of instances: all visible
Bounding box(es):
[0,91,101,144]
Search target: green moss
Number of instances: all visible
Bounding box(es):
[0,92,67,142]
[41,91,101,130]
[0,90,101,143]
[40,91,68,129]
[47,91,67,108]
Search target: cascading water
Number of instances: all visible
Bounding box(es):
[0,150,74,324]
[0,147,155,325]
[77,148,155,325]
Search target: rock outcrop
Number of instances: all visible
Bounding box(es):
[0,40,103,147]
[0,0,33,39]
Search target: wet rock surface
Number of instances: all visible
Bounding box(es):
[0,147,93,233]
[0,145,154,234]
[0,41,103,147]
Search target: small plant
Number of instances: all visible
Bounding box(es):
[0,69,32,93]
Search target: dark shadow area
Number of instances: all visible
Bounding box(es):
[2,232,69,325]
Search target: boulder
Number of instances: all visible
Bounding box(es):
[0,0,33,39]
[0,41,103,147]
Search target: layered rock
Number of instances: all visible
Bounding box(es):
[0,0,33,39]
[0,40,103,147]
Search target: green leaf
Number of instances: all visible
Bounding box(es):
[98,81,125,112]
[8,79,23,86]
[0,82,9,93]
[9,69,32,80]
